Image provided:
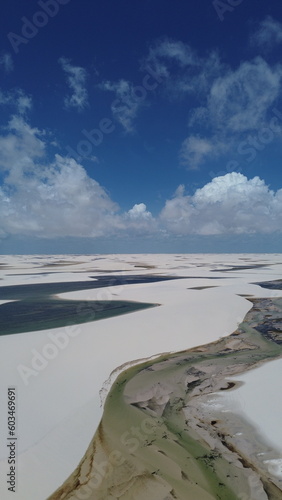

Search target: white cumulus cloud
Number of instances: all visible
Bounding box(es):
[1,111,282,240]
[0,115,121,238]
[250,16,282,51]
[0,89,32,115]
[143,39,223,97]
[180,136,224,170]
[125,203,156,233]
[127,203,152,220]
[181,57,282,168]
[160,173,282,235]
[207,57,282,133]
[100,79,146,133]
[144,39,282,169]
[59,57,89,111]
[145,39,197,72]
[0,113,157,240]
[0,53,13,73]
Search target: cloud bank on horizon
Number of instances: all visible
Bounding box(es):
[1,6,282,251]
[0,107,281,240]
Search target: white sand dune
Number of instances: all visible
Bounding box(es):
[0,254,282,499]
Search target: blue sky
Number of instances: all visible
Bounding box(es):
[1,0,282,253]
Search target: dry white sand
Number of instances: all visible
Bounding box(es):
[212,358,282,478]
[0,254,282,499]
